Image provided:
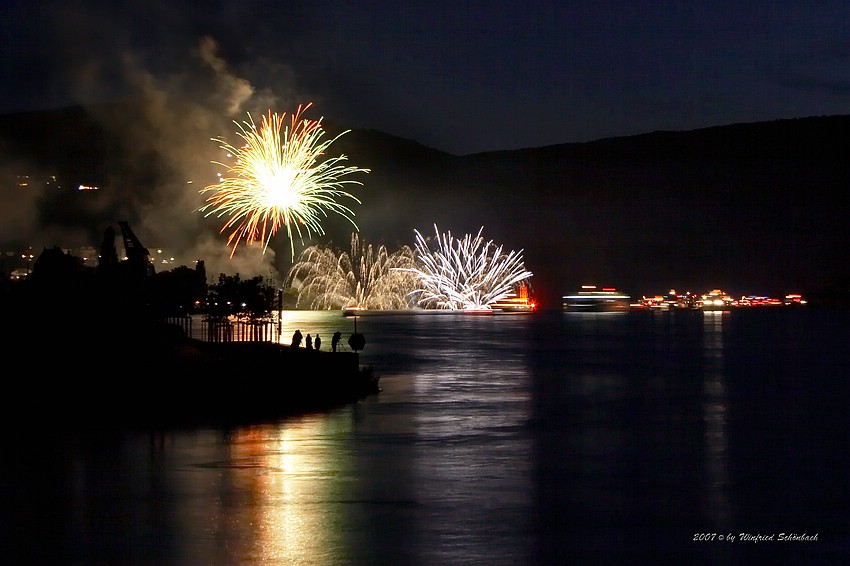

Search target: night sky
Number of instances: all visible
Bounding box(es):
[3,1,850,155]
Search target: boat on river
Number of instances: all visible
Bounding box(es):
[698,289,733,310]
[562,285,631,311]
[342,305,363,316]
[490,281,537,313]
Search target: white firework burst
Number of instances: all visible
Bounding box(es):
[403,224,533,310]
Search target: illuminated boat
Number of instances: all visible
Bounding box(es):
[562,285,630,311]
[735,295,782,307]
[490,281,537,312]
[639,295,669,310]
[668,290,698,309]
[463,306,494,315]
[342,305,363,316]
[698,289,733,310]
[784,293,807,306]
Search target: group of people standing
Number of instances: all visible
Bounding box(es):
[291,329,344,352]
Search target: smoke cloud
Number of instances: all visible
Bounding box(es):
[1,0,320,284]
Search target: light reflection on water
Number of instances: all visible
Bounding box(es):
[226,419,355,565]
[701,311,732,565]
[6,308,849,565]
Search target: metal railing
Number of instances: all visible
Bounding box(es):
[162,315,280,343]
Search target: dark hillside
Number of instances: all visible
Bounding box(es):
[2,107,848,306]
[454,117,850,303]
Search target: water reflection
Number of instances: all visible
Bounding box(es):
[161,414,359,565]
[230,422,341,564]
[175,311,539,564]
[8,309,844,564]
[380,313,536,565]
[701,311,732,535]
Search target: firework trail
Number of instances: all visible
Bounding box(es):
[199,103,369,260]
[404,224,533,310]
[287,233,419,310]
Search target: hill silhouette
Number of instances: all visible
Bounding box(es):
[2,105,848,306]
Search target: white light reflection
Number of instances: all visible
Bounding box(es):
[402,313,535,564]
[701,311,732,534]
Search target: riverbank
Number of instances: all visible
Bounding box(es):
[10,318,380,430]
[139,337,381,427]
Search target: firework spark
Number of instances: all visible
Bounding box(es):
[287,233,419,310]
[199,103,369,260]
[404,224,533,310]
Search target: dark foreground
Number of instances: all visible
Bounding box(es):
[10,318,380,429]
[1,308,848,565]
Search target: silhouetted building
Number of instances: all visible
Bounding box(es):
[98,225,119,271]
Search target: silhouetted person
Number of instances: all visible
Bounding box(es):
[305,333,313,350]
[314,334,321,351]
[331,331,342,352]
[291,329,303,348]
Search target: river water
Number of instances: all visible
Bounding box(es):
[3,308,848,565]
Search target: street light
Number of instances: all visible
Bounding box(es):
[22,248,34,277]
